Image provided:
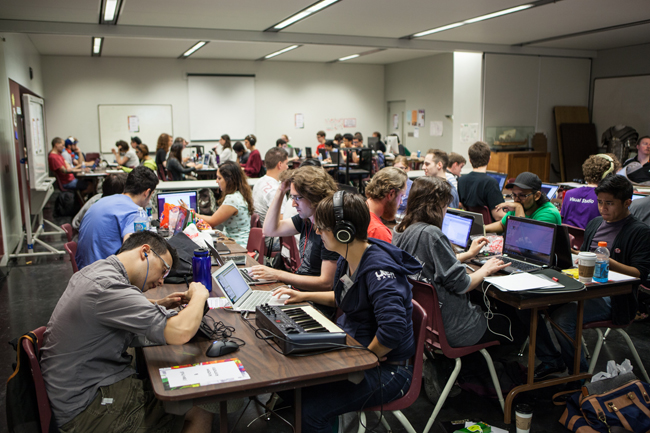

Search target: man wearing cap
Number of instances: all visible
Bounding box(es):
[130,136,142,148]
[484,172,560,234]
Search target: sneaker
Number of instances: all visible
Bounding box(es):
[533,362,566,380]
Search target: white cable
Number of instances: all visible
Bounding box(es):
[481,282,514,342]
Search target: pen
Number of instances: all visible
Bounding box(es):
[464,264,476,272]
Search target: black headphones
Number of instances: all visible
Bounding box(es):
[333,190,356,244]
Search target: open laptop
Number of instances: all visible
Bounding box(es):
[442,213,474,252]
[632,193,648,201]
[212,261,275,312]
[486,171,508,191]
[204,240,247,266]
[446,208,485,237]
[473,216,557,274]
[541,183,559,200]
[157,190,198,212]
[305,147,313,159]
[330,150,342,164]
[367,136,379,151]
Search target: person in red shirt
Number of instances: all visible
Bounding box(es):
[316,130,327,152]
[48,137,93,195]
[242,134,262,178]
[364,167,408,242]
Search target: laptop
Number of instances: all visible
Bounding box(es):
[442,213,474,251]
[157,190,198,212]
[367,136,379,151]
[204,240,247,266]
[632,193,648,201]
[486,171,508,191]
[473,217,557,274]
[305,147,313,159]
[318,148,327,157]
[541,183,559,200]
[212,261,275,312]
[446,208,485,237]
[330,150,342,164]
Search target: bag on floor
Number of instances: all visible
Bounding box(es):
[54,191,76,217]
[559,372,650,433]
[457,358,526,398]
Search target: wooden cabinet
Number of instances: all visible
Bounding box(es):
[487,151,551,182]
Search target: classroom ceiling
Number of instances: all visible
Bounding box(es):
[2,0,650,63]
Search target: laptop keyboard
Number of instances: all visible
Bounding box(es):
[239,290,272,311]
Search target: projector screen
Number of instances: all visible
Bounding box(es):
[187,74,255,141]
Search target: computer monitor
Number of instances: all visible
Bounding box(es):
[502,217,557,267]
[202,153,212,167]
[541,183,559,199]
[318,148,327,157]
[305,147,312,159]
[367,136,379,151]
[442,213,474,250]
[446,208,485,237]
[386,136,400,155]
[157,190,198,212]
[486,171,507,191]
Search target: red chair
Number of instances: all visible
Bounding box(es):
[85,152,100,163]
[280,236,300,273]
[584,320,650,383]
[357,300,427,433]
[64,241,79,273]
[250,213,262,229]
[563,224,585,250]
[157,166,167,181]
[410,279,504,433]
[246,228,266,265]
[22,326,52,433]
[61,223,73,243]
[466,205,494,224]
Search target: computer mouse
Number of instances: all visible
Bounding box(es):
[206,339,240,357]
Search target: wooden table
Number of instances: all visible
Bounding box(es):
[487,279,635,423]
[143,256,377,432]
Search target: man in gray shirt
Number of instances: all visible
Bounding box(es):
[630,194,650,226]
[40,231,212,432]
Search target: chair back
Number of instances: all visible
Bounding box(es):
[22,326,52,433]
[280,236,301,273]
[563,224,585,250]
[250,213,262,228]
[466,205,493,224]
[61,223,73,243]
[157,165,167,181]
[85,152,100,162]
[64,241,79,273]
[394,300,427,407]
[246,228,266,265]
[358,148,373,172]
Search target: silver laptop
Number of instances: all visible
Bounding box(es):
[212,261,275,312]
[442,212,473,252]
[204,240,276,285]
[446,208,485,236]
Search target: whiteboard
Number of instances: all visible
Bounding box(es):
[592,75,650,141]
[187,75,255,141]
[22,94,48,187]
[98,105,173,153]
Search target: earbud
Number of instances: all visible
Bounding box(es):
[144,252,148,258]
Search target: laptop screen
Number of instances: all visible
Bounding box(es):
[446,208,485,236]
[213,262,250,305]
[632,194,647,201]
[157,190,197,212]
[541,183,559,199]
[503,217,556,265]
[442,213,473,249]
[486,172,507,190]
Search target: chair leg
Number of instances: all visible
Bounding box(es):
[603,328,612,341]
[588,328,605,374]
[374,411,392,432]
[582,335,591,359]
[479,349,505,412]
[423,357,462,433]
[615,329,650,383]
[391,410,417,433]
[518,337,529,357]
[357,411,367,433]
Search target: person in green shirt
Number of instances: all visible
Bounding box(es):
[122,144,157,173]
[485,172,561,234]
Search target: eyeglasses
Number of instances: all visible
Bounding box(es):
[150,249,171,278]
[290,194,304,203]
[509,192,533,200]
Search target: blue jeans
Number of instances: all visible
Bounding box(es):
[518,297,612,374]
[283,364,413,433]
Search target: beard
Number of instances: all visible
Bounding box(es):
[382,198,398,221]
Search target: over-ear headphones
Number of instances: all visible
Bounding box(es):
[333,190,355,244]
[596,154,615,178]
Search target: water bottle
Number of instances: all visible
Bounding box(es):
[134,207,150,232]
[593,241,610,283]
[81,161,86,170]
[192,248,212,292]
[318,152,323,162]
[417,150,421,158]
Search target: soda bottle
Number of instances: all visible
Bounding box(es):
[593,241,610,283]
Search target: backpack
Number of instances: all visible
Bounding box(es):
[257,165,267,178]
[197,188,217,215]
[54,191,76,217]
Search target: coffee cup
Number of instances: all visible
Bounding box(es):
[515,403,533,433]
[578,252,597,283]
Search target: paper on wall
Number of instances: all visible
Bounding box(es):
[430,121,443,137]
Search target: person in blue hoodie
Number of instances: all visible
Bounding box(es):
[273,191,422,433]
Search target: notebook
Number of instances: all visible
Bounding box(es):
[212,261,274,312]
[442,213,474,251]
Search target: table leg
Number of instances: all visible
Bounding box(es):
[574,300,584,375]
[294,388,302,433]
[219,400,228,433]
[505,307,538,424]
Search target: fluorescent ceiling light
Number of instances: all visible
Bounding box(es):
[104,0,118,21]
[464,4,533,23]
[338,54,360,62]
[413,22,464,38]
[271,0,340,30]
[91,37,103,57]
[264,45,300,59]
[181,41,208,58]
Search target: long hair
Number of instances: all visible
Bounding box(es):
[169,143,183,161]
[395,176,452,233]
[217,160,254,214]
[157,133,171,152]
[221,134,232,150]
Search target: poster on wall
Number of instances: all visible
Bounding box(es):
[128,115,140,133]
[414,127,420,138]
[344,118,356,128]
[417,109,425,127]
[295,113,304,129]
[460,123,479,142]
[393,114,399,130]
[411,110,417,125]
[430,121,443,137]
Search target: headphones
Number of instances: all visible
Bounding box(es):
[333,190,356,244]
[596,154,615,178]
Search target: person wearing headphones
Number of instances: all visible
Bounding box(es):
[561,153,621,229]
[242,134,263,178]
[272,192,422,433]
[40,231,213,433]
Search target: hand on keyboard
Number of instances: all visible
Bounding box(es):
[249,264,279,281]
[483,257,512,275]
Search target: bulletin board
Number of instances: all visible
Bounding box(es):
[98,104,173,153]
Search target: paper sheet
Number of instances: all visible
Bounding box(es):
[160,358,250,390]
[606,271,637,282]
[484,273,563,292]
[207,297,231,309]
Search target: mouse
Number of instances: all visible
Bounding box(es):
[206,339,240,357]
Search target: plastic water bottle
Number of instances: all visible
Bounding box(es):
[593,241,610,283]
[318,152,323,162]
[192,248,212,292]
[134,207,150,232]
[417,150,421,158]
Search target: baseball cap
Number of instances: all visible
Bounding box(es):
[131,136,142,145]
[64,136,78,147]
[505,172,542,191]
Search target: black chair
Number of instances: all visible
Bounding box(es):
[338,148,372,194]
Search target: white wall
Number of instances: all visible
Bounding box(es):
[483,53,591,181]
[0,34,44,264]
[385,53,454,154]
[452,52,482,168]
[41,56,385,157]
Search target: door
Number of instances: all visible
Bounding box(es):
[387,100,405,150]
